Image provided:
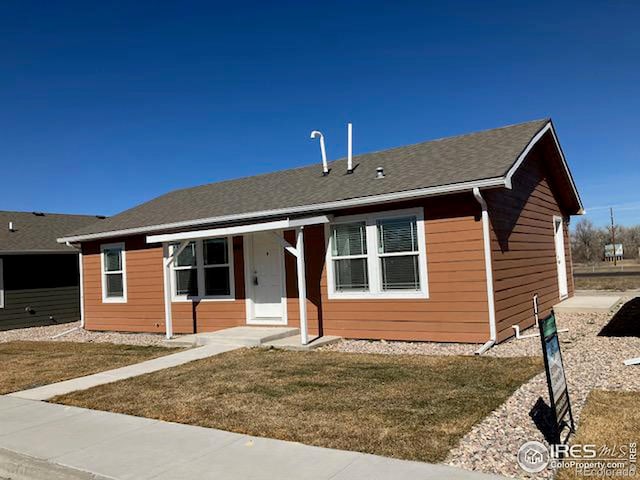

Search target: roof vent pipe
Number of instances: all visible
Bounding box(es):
[310,130,329,176]
[8,221,15,232]
[376,167,385,179]
[347,122,353,174]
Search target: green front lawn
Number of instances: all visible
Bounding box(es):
[54,348,542,463]
[0,341,175,394]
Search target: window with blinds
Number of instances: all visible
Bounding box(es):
[377,217,420,291]
[331,222,368,291]
[327,208,427,299]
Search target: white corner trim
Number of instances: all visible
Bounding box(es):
[472,188,497,344]
[504,121,584,212]
[58,177,506,244]
[78,252,85,327]
[100,242,128,304]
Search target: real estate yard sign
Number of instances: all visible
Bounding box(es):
[538,311,575,444]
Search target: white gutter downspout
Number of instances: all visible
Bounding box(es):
[472,188,497,355]
[65,241,85,328]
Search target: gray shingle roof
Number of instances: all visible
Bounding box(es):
[62,119,552,240]
[0,211,104,253]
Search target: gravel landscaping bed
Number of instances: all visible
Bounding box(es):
[0,322,171,347]
[322,296,640,478]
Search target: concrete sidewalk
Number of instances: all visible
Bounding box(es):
[0,396,505,480]
[9,343,240,401]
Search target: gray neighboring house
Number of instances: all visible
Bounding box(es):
[0,211,104,331]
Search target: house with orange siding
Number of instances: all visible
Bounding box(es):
[58,119,583,351]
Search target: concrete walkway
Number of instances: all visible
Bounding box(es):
[554,294,621,313]
[0,396,505,480]
[9,343,240,401]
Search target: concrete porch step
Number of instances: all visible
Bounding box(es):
[554,295,622,314]
[165,327,300,348]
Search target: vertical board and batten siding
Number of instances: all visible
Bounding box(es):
[285,195,491,343]
[0,254,81,331]
[485,138,574,342]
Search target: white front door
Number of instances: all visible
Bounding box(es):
[553,216,569,299]
[247,233,285,322]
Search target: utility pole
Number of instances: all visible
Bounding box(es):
[610,207,617,266]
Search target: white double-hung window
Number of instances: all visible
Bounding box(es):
[101,243,127,303]
[327,208,428,299]
[170,237,234,301]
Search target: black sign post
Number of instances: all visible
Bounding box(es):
[538,309,575,444]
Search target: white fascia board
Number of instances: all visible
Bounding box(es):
[146,215,331,244]
[57,177,507,244]
[504,121,584,212]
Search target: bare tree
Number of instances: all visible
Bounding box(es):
[571,218,606,264]
[618,225,640,259]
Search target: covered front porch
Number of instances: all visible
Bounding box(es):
[146,215,331,346]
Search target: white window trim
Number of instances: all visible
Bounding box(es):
[325,207,429,300]
[0,258,4,308]
[100,242,127,303]
[170,237,235,302]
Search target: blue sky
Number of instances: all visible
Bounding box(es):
[1,1,638,227]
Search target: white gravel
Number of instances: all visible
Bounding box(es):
[322,296,640,479]
[0,322,172,347]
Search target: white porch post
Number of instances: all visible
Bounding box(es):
[162,240,190,339]
[296,227,309,345]
[162,243,173,339]
[78,252,85,328]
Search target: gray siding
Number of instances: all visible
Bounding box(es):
[0,254,80,331]
[0,286,80,331]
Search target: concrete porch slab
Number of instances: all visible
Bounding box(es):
[262,334,342,351]
[167,326,300,347]
[554,295,622,314]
